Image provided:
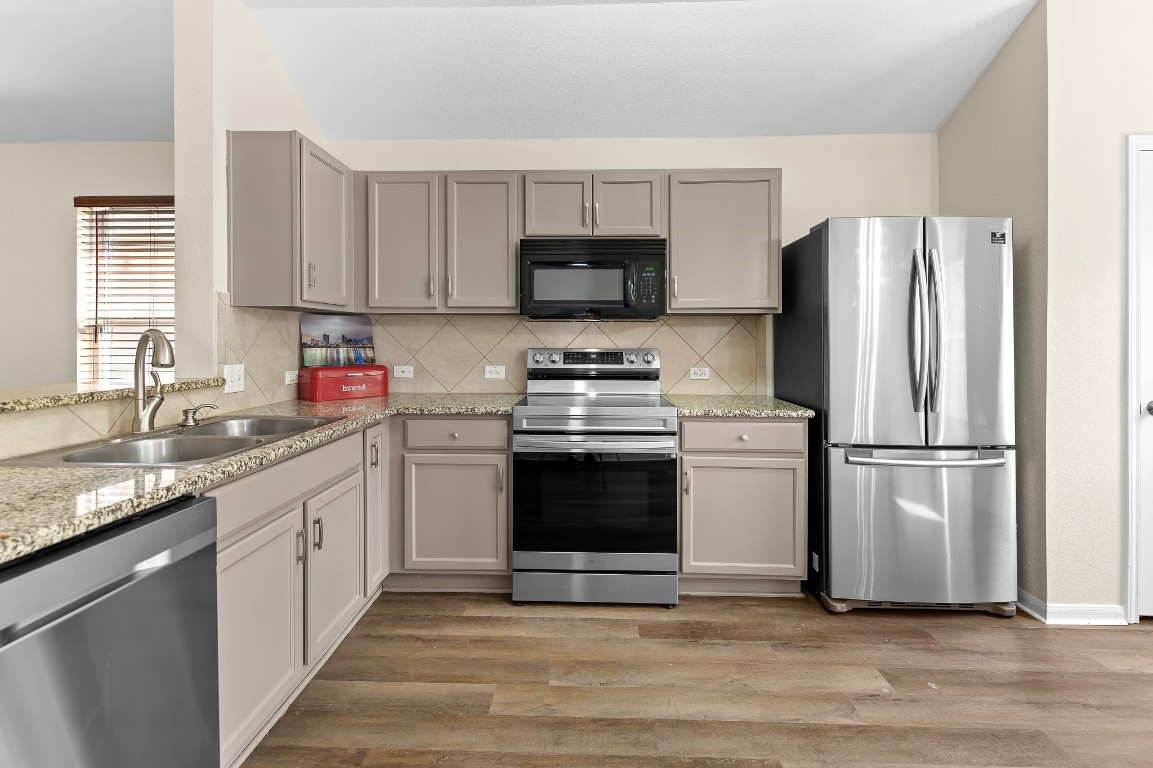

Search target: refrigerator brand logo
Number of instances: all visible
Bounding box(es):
[991,232,1006,244]
[341,383,367,392]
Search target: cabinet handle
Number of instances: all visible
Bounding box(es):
[428,275,435,297]
[683,469,691,495]
[448,275,454,297]
[583,201,590,228]
[740,434,750,442]
[313,517,324,551]
[370,440,380,468]
[307,262,317,288]
[452,432,460,439]
[296,529,306,564]
[498,466,505,493]
[594,201,601,227]
[673,275,679,298]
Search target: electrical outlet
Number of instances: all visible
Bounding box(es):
[690,367,711,380]
[484,365,505,379]
[394,365,414,379]
[284,369,299,386]
[223,364,245,394]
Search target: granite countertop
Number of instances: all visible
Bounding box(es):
[0,393,519,567]
[666,394,815,419]
[0,392,812,567]
[0,378,226,414]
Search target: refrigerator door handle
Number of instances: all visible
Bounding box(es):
[927,247,944,413]
[845,449,1006,469]
[910,249,930,412]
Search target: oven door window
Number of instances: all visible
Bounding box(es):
[531,265,626,305]
[513,452,677,554]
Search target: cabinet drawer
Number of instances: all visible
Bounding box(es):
[681,420,804,453]
[405,418,509,450]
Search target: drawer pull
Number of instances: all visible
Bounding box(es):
[452,432,460,439]
[740,434,750,442]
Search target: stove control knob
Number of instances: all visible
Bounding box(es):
[532,352,545,365]
[625,352,638,364]
[642,352,655,365]
[548,352,562,364]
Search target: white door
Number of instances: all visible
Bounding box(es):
[1130,137,1153,619]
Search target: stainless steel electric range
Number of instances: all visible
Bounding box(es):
[511,348,679,607]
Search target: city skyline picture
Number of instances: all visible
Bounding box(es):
[300,313,376,367]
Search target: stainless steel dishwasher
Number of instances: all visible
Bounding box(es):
[0,496,219,767]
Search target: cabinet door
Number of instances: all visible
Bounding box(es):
[524,172,592,236]
[364,423,389,593]
[593,172,662,237]
[681,455,805,577]
[299,137,353,308]
[367,173,440,309]
[446,173,519,308]
[404,453,508,570]
[217,507,304,766]
[305,473,364,662]
[668,170,781,312]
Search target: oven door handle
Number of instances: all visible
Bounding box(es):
[514,439,677,453]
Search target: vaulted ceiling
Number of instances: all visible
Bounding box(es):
[0,0,1038,142]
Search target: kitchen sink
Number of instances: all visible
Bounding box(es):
[1,414,344,468]
[60,436,262,466]
[178,416,339,437]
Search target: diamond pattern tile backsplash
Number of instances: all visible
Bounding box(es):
[374,314,770,395]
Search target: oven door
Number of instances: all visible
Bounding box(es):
[512,434,678,570]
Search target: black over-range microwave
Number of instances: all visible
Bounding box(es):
[518,238,667,320]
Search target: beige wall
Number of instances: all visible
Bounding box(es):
[938,2,1049,600]
[1043,0,1153,606]
[173,0,326,379]
[333,134,936,246]
[0,142,175,388]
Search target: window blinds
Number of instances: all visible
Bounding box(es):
[75,196,176,384]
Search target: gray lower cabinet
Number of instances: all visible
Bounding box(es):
[669,170,782,312]
[403,453,509,570]
[524,171,662,237]
[364,422,389,592]
[366,173,440,309]
[216,507,304,766]
[446,172,519,308]
[304,473,364,662]
[208,434,367,767]
[679,418,807,578]
[228,131,354,311]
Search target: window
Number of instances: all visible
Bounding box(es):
[75,196,175,384]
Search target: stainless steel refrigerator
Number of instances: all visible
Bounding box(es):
[775,217,1017,616]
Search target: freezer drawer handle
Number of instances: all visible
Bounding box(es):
[845,452,1006,469]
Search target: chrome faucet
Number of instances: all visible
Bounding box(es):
[132,329,175,433]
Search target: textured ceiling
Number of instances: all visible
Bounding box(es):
[246,0,1039,139]
[0,0,173,141]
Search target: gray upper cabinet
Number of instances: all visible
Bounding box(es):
[668,170,782,313]
[524,171,662,237]
[592,172,662,236]
[446,173,519,309]
[228,131,354,311]
[524,172,592,236]
[366,173,440,310]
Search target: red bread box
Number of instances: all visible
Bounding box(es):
[298,365,388,401]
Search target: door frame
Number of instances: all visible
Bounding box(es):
[1125,135,1153,623]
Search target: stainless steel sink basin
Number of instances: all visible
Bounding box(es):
[179,416,339,438]
[1,414,343,468]
[61,436,263,466]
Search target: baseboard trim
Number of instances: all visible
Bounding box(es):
[1017,590,1127,625]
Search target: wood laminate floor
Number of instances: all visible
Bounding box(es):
[244,592,1153,768]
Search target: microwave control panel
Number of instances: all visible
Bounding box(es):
[635,261,662,309]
